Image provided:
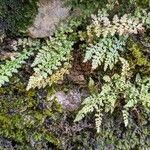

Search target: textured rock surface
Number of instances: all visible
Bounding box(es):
[28,0,70,38]
[54,89,89,112]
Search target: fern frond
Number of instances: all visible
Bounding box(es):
[74,94,101,122]
[27,19,82,90]
[84,37,126,70]
[75,65,150,131]
[27,62,71,90]
[75,80,117,132]
[0,38,40,87]
[27,37,73,90]
[0,49,33,86]
[87,13,145,39]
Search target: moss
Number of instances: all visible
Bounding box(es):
[94,110,150,150]
[127,39,150,75]
[136,0,150,8]
[0,77,62,149]
[0,76,149,149]
[0,0,38,36]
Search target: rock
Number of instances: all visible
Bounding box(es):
[55,89,83,112]
[28,0,70,38]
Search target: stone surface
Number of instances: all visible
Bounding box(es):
[55,89,82,112]
[52,88,89,112]
[28,0,70,38]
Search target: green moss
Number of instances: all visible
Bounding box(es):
[130,43,148,65]
[136,0,150,8]
[0,0,38,35]
[127,39,150,74]
[0,77,62,149]
[0,1,150,149]
[65,0,108,18]
[94,110,150,150]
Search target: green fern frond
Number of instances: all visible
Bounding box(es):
[0,49,33,86]
[75,78,118,132]
[0,38,40,87]
[27,19,81,90]
[84,37,127,70]
[27,37,73,90]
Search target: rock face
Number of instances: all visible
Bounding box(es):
[28,0,70,38]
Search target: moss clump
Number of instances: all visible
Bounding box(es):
[127,39,150,74]
[0,76,62,149]
[136,0,150,8]
[0,0,38,36]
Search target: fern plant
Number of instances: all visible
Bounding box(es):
[27,20,81,90]
[80,9,149,72]
[75,59,150,132]
[76,7,150,134]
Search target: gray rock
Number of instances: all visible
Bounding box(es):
[54,88,89,112]
[28,0,70,38]
[55,89,82,112]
